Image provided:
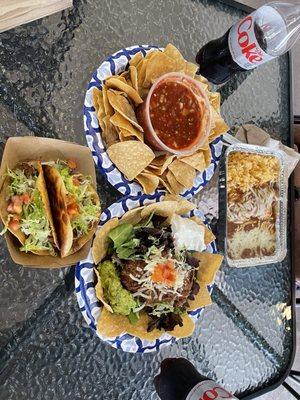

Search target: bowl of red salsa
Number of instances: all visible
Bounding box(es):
[137,72,212,155]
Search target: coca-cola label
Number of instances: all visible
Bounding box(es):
[228,6,286,70]
[186,380,237,400]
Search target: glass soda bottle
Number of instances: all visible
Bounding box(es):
[196,2,300,84]
[154,358,238,400]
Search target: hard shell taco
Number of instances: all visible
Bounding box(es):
[0,161,58,255]
[92,196,223,341]
[43,160,101,258]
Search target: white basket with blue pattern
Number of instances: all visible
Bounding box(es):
[84,44,224,199]
[75,192,217,353]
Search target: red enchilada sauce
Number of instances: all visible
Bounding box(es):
[149,81,202,150]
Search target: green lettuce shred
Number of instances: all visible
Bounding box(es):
[7,168,55,254]
[55,162,100,237]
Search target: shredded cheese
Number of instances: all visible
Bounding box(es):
[129,253,193,304]
[227,222,276,259]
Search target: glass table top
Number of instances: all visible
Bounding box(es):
[0,0,294,399]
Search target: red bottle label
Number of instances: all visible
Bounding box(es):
[186,380,238,400]
[228,6,285,70]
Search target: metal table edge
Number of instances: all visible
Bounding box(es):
[239,51,296,400]
[218,1,296,397]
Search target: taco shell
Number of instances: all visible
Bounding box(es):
[0,161,58,256]
[43,164,100,258]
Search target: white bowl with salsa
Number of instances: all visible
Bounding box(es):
[137,72,212,155]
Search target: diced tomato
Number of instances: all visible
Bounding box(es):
[7,202,15,213]
[8,216,20,231]
[20,193,31,205]
[11,195,22,205]
[67,203,79,217]
[67,159,77,170]
[72,177,80,186]
[13,204,23,214]
[151,260,176,287]
[65,194,76,206]
[8,197,23,214]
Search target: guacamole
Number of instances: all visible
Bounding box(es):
[98,260,136,315]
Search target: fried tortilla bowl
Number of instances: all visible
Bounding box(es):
[91,195,223,345]
[92,44,228,195]
[0,161,58,256]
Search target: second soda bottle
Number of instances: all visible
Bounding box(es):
[154,358,238,400]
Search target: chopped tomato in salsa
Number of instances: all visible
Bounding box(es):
[149,81,202,150]
[151,260,176,287]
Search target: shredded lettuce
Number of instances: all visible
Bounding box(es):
[55,162,100,237]
[7,168,36,198]
[20,189,55,255]
[150,302,183,317]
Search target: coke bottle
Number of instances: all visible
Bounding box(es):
[196,2,300,85]
[154,358,238,400]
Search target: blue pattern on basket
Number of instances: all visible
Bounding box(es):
[84,45,224,199]
[75,193,217,353]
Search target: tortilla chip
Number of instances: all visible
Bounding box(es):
[144,49,159,60]
[210,106,228,139]
[92,218,119,264]
[102,115,119,147]
[129,51,143,67]
[199,140,209,150]
[144,52,179,87]
[140,200,178,218]
[136,172,160,194]
[193,252,223,284]
[119,206,145,225]
[119,128,142,142]
[168,159,196,189]
[166,170,185,194]
[118,72,129,81]
[93,89,106,131]
[94,268,114,313]
[97,308,195,340]
[105,77,143,104]
[203,147,212,167]
[118,131,134,142]
[107,90,143,132]
[194,74,209,91]
[208,91,221,112]
[161,195,195,216]
[188,283,212,311]
[137,59,149,90]
[190,216,215,245]
[107,141,155,181]
[163,44,186,68]
[110,112,144,142]
[175,199,195,214]
[93,88,103,111]
[150,154,175,176]
[102,86,114,117]
[129,66,138,92]
[184,62,198,77]
[158,175,173,193]
[180,151,206,172]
